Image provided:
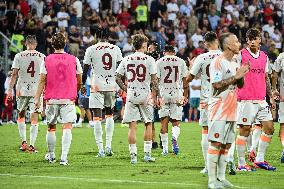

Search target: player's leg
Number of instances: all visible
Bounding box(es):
[104,92,116,156]
[59,104,76,165]
[169,104,182,155]
[45,104,58,163]
[249,123,262,162]
[16,97,28,151]
[76,107,85,127]
[89,92,105,156]
[160,116,169,155]
[86,109,93,128]
[227,123,237,175]
[278,102,284,163]
[254,103,276,170]
[28,97,41,153]
[199,103,209,173]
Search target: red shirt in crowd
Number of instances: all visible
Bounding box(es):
[263,7,273,23]
[18,0,30,17]
[117,11,131,27]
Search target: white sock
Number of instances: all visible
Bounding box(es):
[144,141,152,154]
[236,135,247,166]
[46,131,56,158]
[94,120,103,152]
[227,140,235,162]
[89,120,94,127]
[160,133,168,153]
[201,129,209,168]
[172,126,180,140]
[18,122,26,142]
[30,124,38,146]
[207,144,220,184]
[250,126,262,152]
[217,149,228,181]
[247,133,252,151]
[61,129,72,161]
[105,116,114,149]
[129,144,137,154]
[255,133,272,162]
[78,118,83,124]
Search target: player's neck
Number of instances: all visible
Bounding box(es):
[223,50,235,61]
[248,47,259,54]
[54,49,65,53]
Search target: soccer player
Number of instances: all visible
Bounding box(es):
[207,33,249,189]
[83,27,123,157]
[115,34,158,164]
[235,28,276,171]
[7,35,45,153]
[156,45,188,156]
[186,31,222,174]
[35,32,83,165]
[272,52,284,163]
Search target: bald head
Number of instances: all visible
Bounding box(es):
[219,33,240,54]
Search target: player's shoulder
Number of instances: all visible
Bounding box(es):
[210,55,224,70]
[276,52,284,60]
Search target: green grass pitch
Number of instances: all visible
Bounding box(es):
[0,122,283,189]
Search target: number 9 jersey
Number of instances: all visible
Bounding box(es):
[116,52,156,104]
[83,42,123,92]
[12,50,45,97]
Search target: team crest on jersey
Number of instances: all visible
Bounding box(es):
[243,118,247,122]
[214,133,219,138]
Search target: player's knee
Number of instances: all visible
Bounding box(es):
[264,125,274,135]
[48,124,56,131]
[226,144,232,149]
[105,107,113,115]
[239,125,251,136]
[63,123,72,129]
[18,111,25,118]
[171,120,180,126]
[210,141,222,148]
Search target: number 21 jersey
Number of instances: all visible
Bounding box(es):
[12,50,45,97]
[84,42,123,91]
[116,52,156,104]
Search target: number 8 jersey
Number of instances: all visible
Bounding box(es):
[12,50,45,97]
[156,55,187,103]
[83,42,123,92]
[116,52,156,104]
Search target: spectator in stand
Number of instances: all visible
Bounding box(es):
[268,42,279,62]
[263,2,274,24]
[117,7,131,28]
[116,25,128,49]
[5,2,18,34]
[180,0,192,17]
[167,0,179,26]
[68,25,81,57]
[157,0,167,28]
[229,17,241,40]
[135,0,148,31]
[18,0,30,17]
[208,8,220,31]
[57,6,70,29]
[187,10,198,37]
[262,19,275,39]
[188,76,201,122]
[176,28,187,50]
[82,29,94,48]
[31,0,44,18]
[122,37,134,57]
[72,0,82,26]
[271,29,282,50]
[191,28,203,48]
[87,0,100,13]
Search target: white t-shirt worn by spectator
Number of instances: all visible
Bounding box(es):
[191,33,203,48]
[190,79,201,98]
[73,0,83,18]
[57,12,69,28]
[167,2,179,21]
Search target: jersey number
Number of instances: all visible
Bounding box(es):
[127,64,146,82]
[102,53,112,70]
[164,66,178,83]
[27,61,35,77]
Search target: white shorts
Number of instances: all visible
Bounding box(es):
[208,120,236,144]
[89,91,116,109]
[46,104,76,125]
[237,101,273,125]
[17,96,42,113]
[123,101,153,123]
[158,103,183,121]
[279,102,284,123]
[199,107,208,127]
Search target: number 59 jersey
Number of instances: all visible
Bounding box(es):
[190,50,222,103]
[156,55,188,103]
[116,52,156,104]
[84,42,123,92]
[12,50,45,97]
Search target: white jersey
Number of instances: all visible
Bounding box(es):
[116,52,156,104]
[274,52,284,100]
[12,50,45,97]
[83,42,123,92]
[190,50,222,103]
[156,55,187,103]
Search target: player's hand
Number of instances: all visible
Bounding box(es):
[187,57,196,71]
[34,97,40,110]
[272,89,280,100]
[270,97,276,109]
[6,89,13,100]
[156,97,163,109]
[235,64,250,79]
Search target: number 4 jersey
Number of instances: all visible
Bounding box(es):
[12,50,45,97]
[116,52,156,104]
[83,42,123,92]
[156,55,188,103]
[190,50,222,103]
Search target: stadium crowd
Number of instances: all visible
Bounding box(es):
[0,0,283,124]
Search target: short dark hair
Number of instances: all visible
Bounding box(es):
[132,34,148,50]
[25,35,37,44]
[164,45,175,53]
[246,28,261,40]
[219,33,232,51]
[51,32,66,50]
[204,31,217,43]
[94,26,110,40]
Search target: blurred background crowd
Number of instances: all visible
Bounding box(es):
[0,0,283,125]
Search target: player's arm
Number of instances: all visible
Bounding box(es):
[7,68,18,98]
[82,64,90,84]
[34,73,46,108]
[77,73,83,93]
[150,74,159,102]
[271,70,279,92]
[236,77,244,88]
[186,57,198,83]
[182,76,189,99]
[115,73,127,92]
[265,73,272,98]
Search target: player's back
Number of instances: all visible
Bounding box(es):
[191,50,222,102]
[84,42,122,91]
[122,52,156,104]
[13,50,45,97]
[156,55,187,103]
